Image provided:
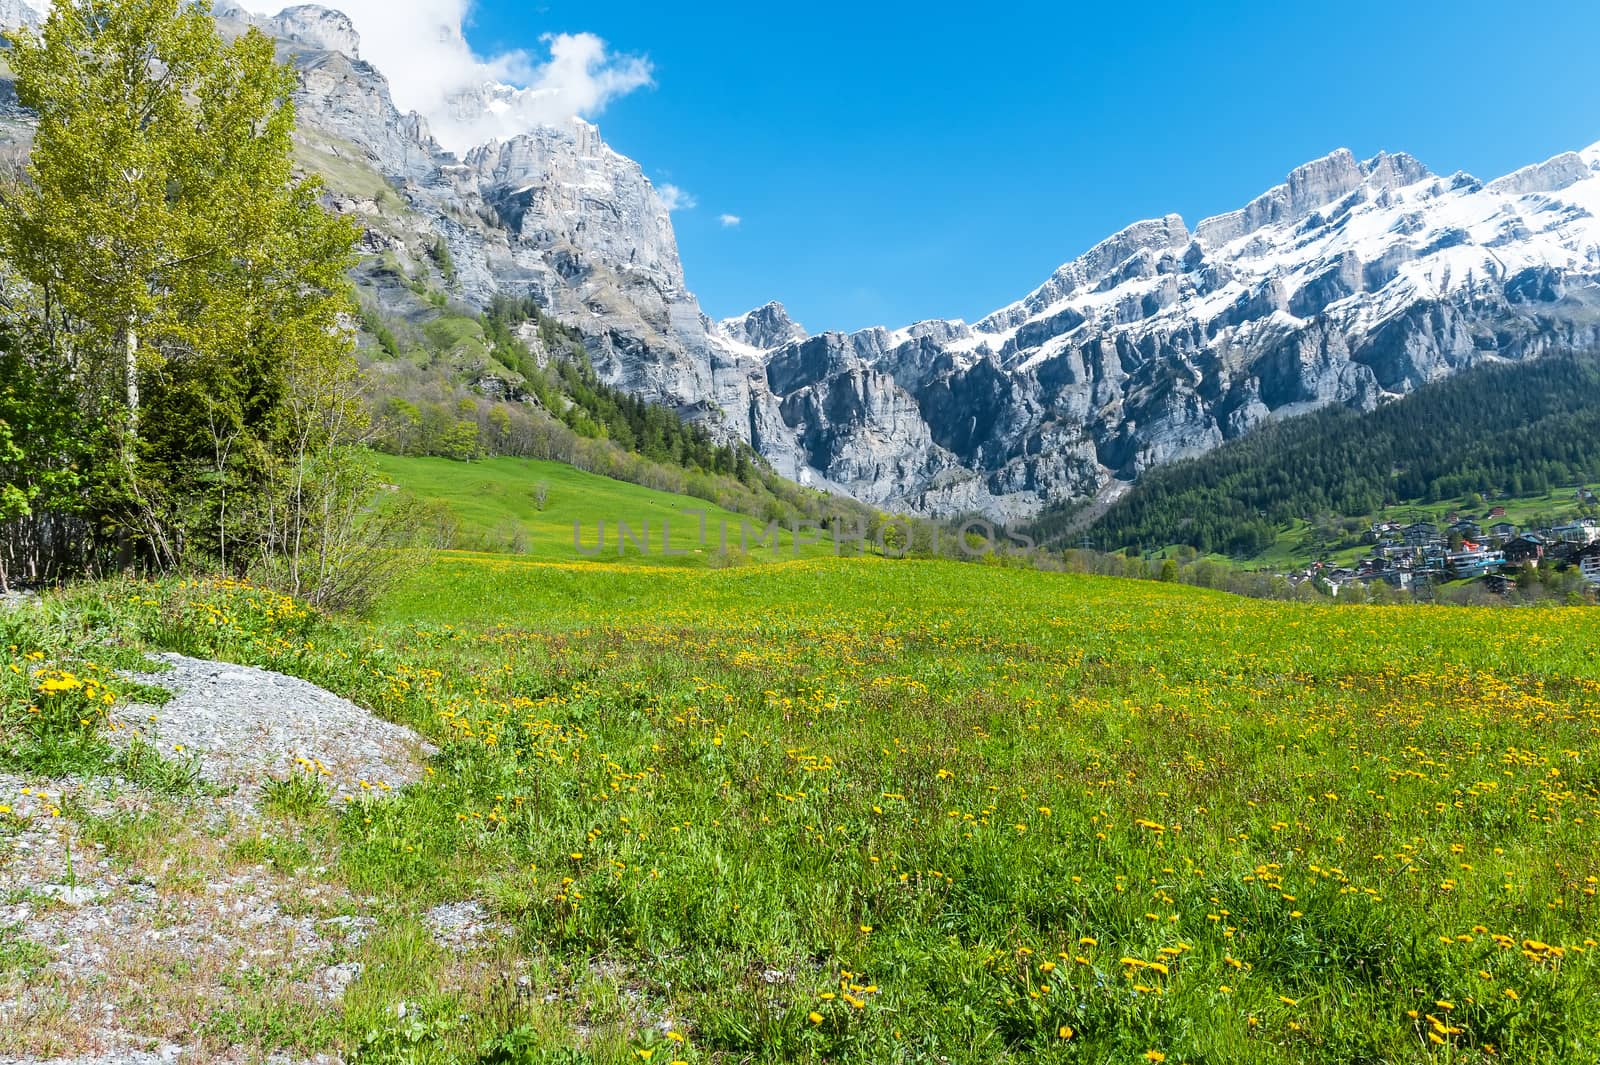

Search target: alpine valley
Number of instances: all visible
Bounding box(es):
[5,2,1599,522]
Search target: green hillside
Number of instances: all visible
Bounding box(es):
[1039,353,1600,558]
[373,453,857,566]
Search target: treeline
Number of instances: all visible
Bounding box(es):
[0,0,403,606]
[1042,354,1600,556]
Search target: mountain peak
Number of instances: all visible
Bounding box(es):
[254,5,361,58]
[717,301,808,351]
[1487,149,1593,196]
[0,0,42,30]
[1194,146,1430,248]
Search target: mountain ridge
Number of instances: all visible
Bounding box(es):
[713,140,1600,518]
[4,2,1598,521]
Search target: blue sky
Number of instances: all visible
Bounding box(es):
[462,0,1600,333]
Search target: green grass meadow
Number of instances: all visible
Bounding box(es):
[374,454,856,566]
[5,455,1600,1063]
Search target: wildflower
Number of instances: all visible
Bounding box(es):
[1144,1052,1166,1063]
[1058,1025,1074,1039]
[809,1011,823,1024]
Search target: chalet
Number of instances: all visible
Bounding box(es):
[1503,534,1547,565]
[1488,521,1518,541]
[1487,506,1507,519]
[1580,543,1600,587]
[1403,522,1439,547]
[1482,572,1518,596]
[1450,519,1483,540]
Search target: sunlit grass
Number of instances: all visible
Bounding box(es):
[7,557,1600,1061]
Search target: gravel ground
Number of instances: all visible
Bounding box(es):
[423,901,512,952]
[120,653,435,804]
[0,591,41,610]
[0,654,440,1063]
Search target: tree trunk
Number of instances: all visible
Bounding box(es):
[118,324,139,573]
[124,325,139,460]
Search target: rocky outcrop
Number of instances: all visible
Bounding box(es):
[0,0,39,30]
[259,3,360,57]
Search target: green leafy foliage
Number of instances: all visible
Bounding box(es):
[0,0,366,591]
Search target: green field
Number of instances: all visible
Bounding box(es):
[373,454,859,566]
[6,465,1600,1063]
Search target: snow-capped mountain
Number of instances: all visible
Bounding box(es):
[718,302,809,353]
[715,144,1600,518]
[6,3,1599,520]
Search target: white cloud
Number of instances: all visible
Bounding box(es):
[240,0,652,154]
[718,213,742,227]
[657,184,696,212]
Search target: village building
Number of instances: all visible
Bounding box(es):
[1580,543,1600,586]
[1503,534,1548,565]
[1403,522,1438,547]
[1482,572,1519,596]
[1551,519,1600,547]
[1446,547,1505,579]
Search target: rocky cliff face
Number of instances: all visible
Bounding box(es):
[718,145,1600,519]
[214,3,763,427]
[0,0,38,31]
[250,6,1598,521]
[7,3,1600,520]
[718,302,809,351]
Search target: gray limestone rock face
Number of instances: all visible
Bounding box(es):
[0,0,39,30]
[718,301,808,351]
[262,4,360,56]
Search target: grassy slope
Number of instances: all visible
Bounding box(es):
[374,453,859,566]
[12,440,1600,1060]
[10,553,1595,1063]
